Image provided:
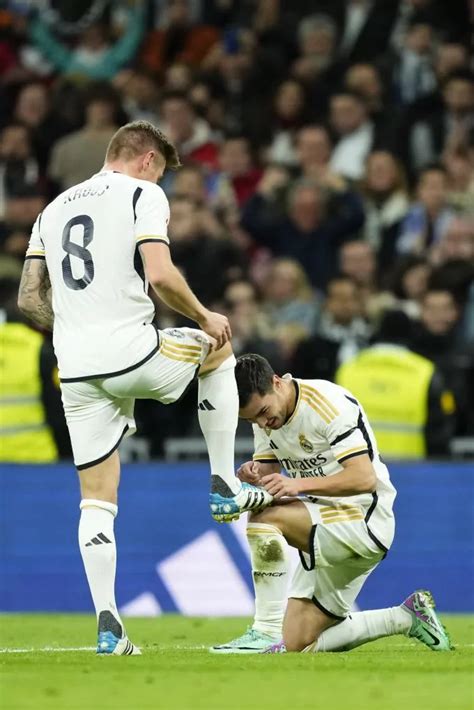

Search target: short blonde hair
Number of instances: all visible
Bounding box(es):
[106,120,181,169]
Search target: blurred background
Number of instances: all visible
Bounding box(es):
[0,0,472,616]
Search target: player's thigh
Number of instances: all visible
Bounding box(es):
[103,327,211,404]
[290,501,385,620]
[61,380,134,475]
[283,598,337,652]
[249,500,313,553]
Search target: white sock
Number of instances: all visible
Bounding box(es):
[247,523,290,638]
[78,499,124,637]
[311,607,412,652]
[198,355,241,495]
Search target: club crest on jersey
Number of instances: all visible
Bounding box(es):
[299,434,313,453]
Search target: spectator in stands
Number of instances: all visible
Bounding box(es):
[265,79,311,166]
[216,135,262,208]
[48,88,119,191]
[413,287,472,434]
[29,4,145,81]
[383,255,431,318]
[443,146,474,216]
[0,123,46,232]
[409,70,474,170]
[140,0,220,76]
[327,0,399,63]
[113,69,161,124]
[222,279,285,372]
[339,240,378,314]
[290,13,339,110]
[389,16,437,107]
[344,62,398,146]
[291,275,369,381]
[389,0,465,52]
[11,81,67,172]
[360,151,410,270]
[160,90,219,171]
[329,91,374,180]
[169,195,245,304]
[430,217,474,266]
[261,258,320,360]
[172,164,208,204]
[397,164,455,256]
[241,169,364,289]
[337,309,456,459]
[293,125,348,197]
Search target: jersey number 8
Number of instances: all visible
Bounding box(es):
[62,214,94,291]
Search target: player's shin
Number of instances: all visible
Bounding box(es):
[198,354,241,495]
[305,607,412,652]
[78,499,124,638]
[247,523,290,638]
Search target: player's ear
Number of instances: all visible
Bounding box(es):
[142,150,155,171]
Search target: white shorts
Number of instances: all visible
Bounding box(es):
[61,327,211,469]
[289,498,390,619]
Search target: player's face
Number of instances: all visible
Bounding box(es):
[239,379,290,430]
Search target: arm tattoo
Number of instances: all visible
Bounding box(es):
[18,259,54,330]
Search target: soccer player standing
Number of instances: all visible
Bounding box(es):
[17,121,271,655]
[212,354,451,654]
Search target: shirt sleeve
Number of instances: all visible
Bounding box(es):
[252,424,279,463]
[134,183,170,247]
[326,398,370,464]
[302,382,370,464]
[25,213,45,259]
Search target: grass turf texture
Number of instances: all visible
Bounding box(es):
[1,615,472,710]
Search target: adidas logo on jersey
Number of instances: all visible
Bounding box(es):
[85,532,112,547]
[198,399,216,411]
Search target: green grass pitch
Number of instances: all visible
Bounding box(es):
[1,614,472,710]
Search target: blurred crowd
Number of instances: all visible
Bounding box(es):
[0,0,473,461]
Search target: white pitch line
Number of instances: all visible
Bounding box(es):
[0,644,207,654]
[1,643,472,654]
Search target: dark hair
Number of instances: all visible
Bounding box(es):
[235,354,275,408]
[388,255,428,298]
[442,68,474,89]
[372,310,415,346]
[106,120,181,169]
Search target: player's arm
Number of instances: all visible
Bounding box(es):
[262,454,376,498]
[139,241,231,348]
[18,257,54,331]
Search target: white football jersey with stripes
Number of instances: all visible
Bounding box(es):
[252,376,396,549]
[25,170,170,381]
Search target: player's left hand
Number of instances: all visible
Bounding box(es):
[261,473,300,499]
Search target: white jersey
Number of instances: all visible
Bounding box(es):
[25,170,170,381]
[253,376,396,550]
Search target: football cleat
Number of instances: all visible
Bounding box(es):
[262,640,287,654]
[210,627,280,654]
[97,631,141,656]
[402,590,453,651]
[210,482,273,522]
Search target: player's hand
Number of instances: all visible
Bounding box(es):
[198,310,232,350]
[237,461,262,485]
[261,473,300,499]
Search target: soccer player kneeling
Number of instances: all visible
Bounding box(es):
[211,354,452,654]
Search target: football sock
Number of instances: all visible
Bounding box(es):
[247,523,290,638]
[78,499,124,636]
[198,354,241,496]
[309,607,412,652]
